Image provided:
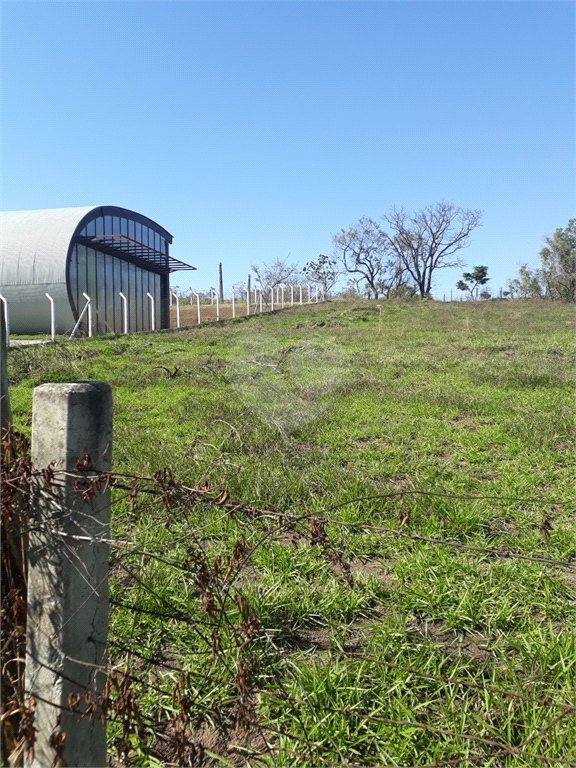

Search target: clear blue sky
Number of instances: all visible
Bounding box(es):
[2,1,574,298]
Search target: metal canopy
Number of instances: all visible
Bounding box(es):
[76,234,196,274]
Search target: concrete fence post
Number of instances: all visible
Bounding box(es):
[210,289,220,321]
[192,292,201,325]
[172,292,181,328]
[119,292,129,334]
[26,382,113,768]
[146,292,156,331]
[45,293,56,342]
[69,295,93,340]
[83,293,93,337]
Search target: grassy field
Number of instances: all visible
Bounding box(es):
[7,298,575,767]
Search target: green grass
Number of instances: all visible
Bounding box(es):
[7,298,575,766]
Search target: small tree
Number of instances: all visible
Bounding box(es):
[383,202,483,297]
[456,265,489,300]
[302,254,339,296]
[251,255,301,290]
[507,264,544,299]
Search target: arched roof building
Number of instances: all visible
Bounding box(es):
[0,206,195,335]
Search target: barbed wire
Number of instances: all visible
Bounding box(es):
[2,435,574,767]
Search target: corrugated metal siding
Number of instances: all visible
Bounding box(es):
[1,207,96,286]
[0,282,75,335]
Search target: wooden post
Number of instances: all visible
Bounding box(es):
[26,382,112,768]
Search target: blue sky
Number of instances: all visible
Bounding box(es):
[2,0,574,298]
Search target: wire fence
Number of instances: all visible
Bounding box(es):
[2,428,574,767]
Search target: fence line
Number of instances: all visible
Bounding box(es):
[1,282,327,342]
[2,411,574,766]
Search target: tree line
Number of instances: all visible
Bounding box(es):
[506,220,575,302]
[174,205,574,303]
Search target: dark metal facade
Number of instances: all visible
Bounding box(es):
[66,206,196,334]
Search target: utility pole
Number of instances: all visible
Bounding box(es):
[219,263,224,303]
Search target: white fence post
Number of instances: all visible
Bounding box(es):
[171,292,181,328]
[269,286,274,311]
[119,292,129,334]
[230,288,236,319]
[210,289,220,321]
[290,285,294,307]
[26,382,112,768]
[307,284,311,304]
[244,287,250,317]
[192,292,201,325]
[297,283,303,305]
[69,294,92,340]
[45,293,56,342]
[255,286,263,313]
[321,285,325,302]
[280,284,285,308]
[83,293,93,337]
[146,292,156,331]
[314,283,319,303]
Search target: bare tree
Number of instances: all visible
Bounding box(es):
[251,255,301,290]
[382,202,483,298]
[332,217,405,300]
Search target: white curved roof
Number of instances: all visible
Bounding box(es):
[1,207,96,286]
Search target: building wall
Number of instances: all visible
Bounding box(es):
[70,246,161,334]
[0,281,74,336]
[0,207,179,336]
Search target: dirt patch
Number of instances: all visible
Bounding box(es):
[355,438,388,450]
[192,714,272,767]
[133,699,273,767]
[294,612,495,666]
[559,562,576,588]
[407,617,494,663]
[343,558,395,586]
[451,416,477,431]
